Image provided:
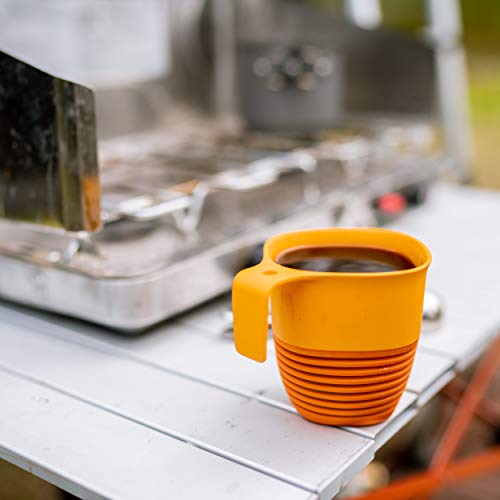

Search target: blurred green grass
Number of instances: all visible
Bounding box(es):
[469,66,500,125]
[468,53,500,189]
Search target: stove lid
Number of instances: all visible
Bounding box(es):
[0,50,100,232]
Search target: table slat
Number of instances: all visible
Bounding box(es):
[0,369,314,500]
[0,318,374,497]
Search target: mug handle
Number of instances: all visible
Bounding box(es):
[232,263,298,362]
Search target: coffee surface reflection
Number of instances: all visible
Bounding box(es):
[277,245,414,273]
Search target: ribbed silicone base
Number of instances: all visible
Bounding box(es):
[274,335,418,426]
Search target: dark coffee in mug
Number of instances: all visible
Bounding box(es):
[277,245,414,273]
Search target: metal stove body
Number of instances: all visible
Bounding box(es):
[0,0,468,331]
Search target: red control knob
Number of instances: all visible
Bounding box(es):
[377,193,406,215]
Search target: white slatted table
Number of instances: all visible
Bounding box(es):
[0,183,499,499]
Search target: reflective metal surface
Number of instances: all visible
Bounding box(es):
[236,0,436,131]
[422,290,444,333]
[0,50,100,232]
[0,121,445,330]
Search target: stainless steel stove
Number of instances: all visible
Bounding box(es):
[0,0,469,331]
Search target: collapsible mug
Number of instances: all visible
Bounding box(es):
[232,228,431,426]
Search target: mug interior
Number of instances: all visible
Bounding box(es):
[266,228,431,275]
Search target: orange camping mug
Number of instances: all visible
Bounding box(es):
[232,228,431,426]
